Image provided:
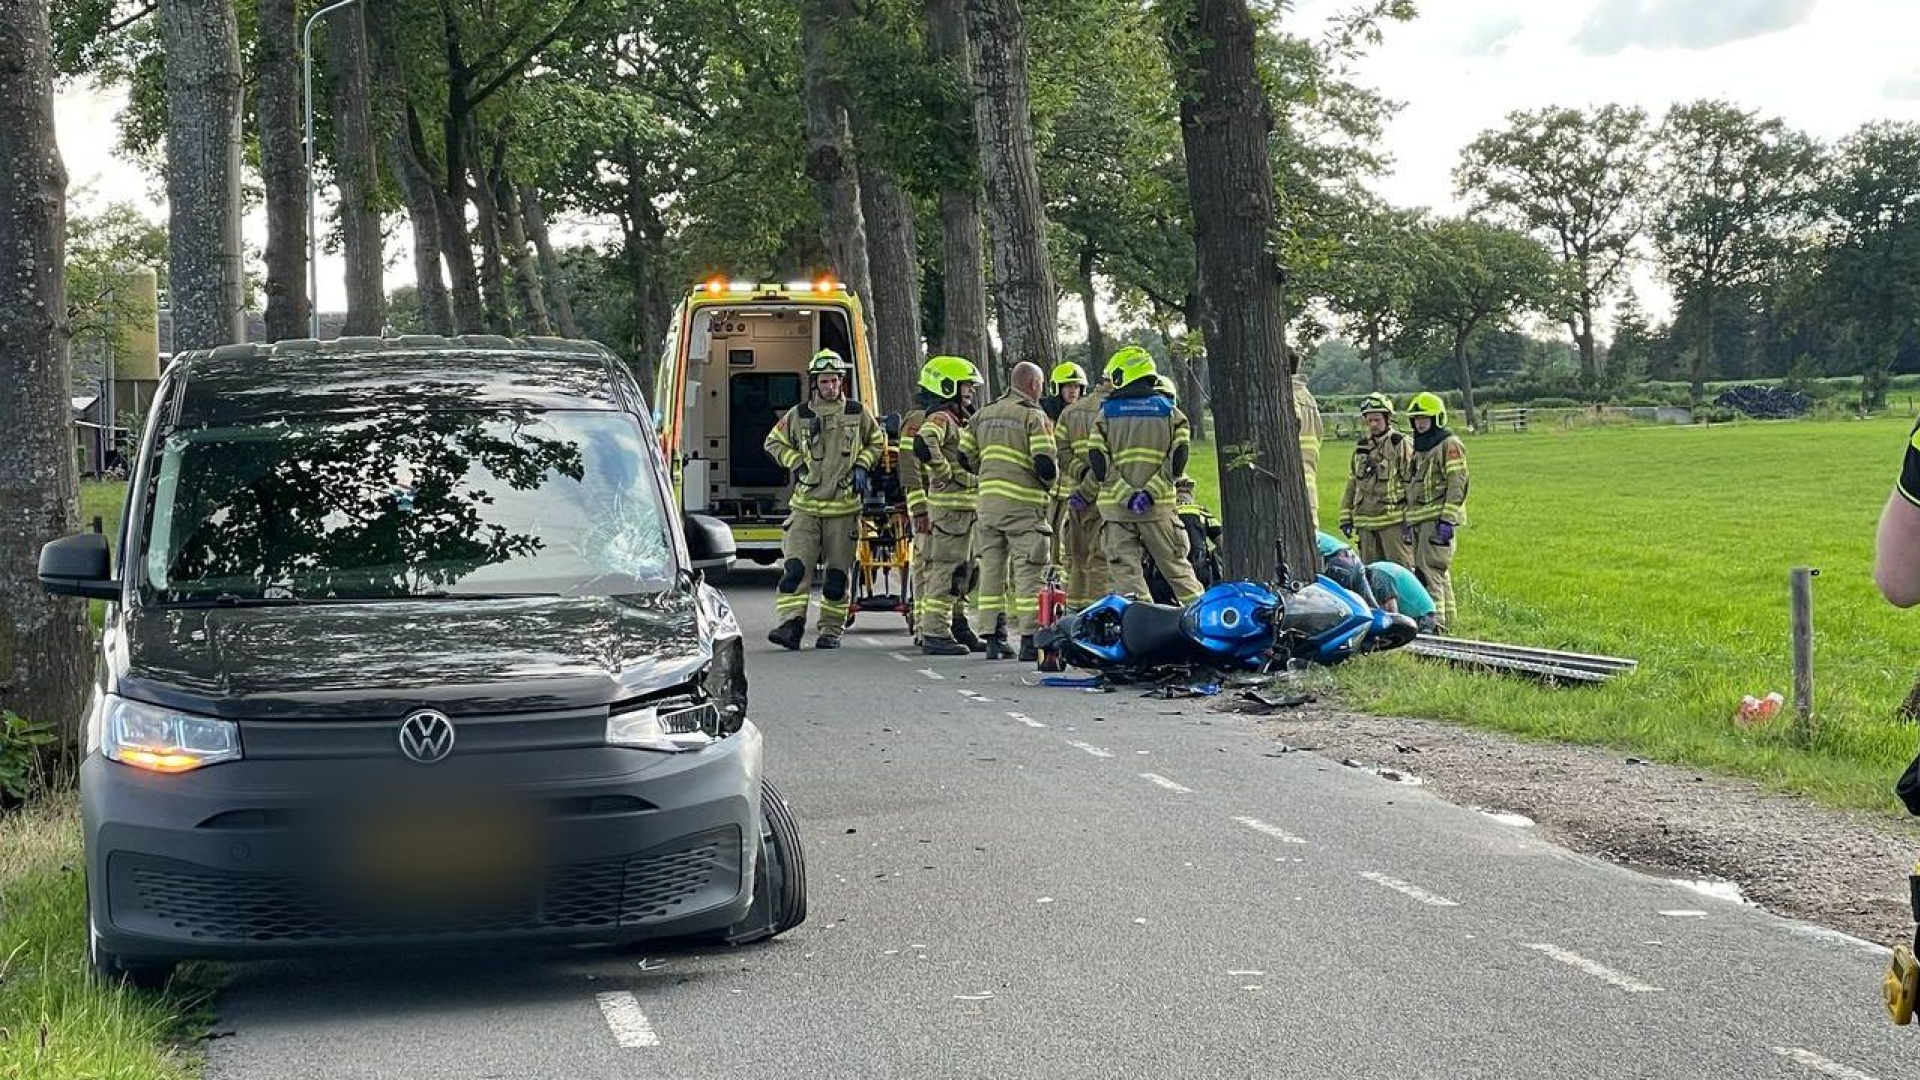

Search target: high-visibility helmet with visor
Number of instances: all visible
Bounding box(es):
[919,355,983,400]
[1360,392,1395,417]
[808,348,850,377]
[1104,345,1158,388]
[1048,362,1089,396]
[1405,391,1447,428]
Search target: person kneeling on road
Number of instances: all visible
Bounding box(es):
[1089,346,1204,605]
[764,349,885,651]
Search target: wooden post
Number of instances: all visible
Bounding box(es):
[1790,567,1817,746]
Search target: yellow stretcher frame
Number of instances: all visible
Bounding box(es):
[847,440,914,628]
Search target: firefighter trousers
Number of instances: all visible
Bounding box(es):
[775,511,860,636]
[917,510,976,633]
[1356,525,1413,569]
[1103,516,1204,605]
[973,501,1052,635]
[1411,519,1458,629]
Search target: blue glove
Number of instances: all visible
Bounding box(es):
[852,465,871,497]
[1401,523,1415,545]
[1339,521,1354,539]
[1126,490,1154,515]
[1068,493,1092,512]
[1434,520,1455,545]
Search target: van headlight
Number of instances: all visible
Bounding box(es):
[102,695,242,773]
[606,696,724,752]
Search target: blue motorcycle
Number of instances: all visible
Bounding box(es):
[1035,574,1417,676]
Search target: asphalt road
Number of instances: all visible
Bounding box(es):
[205,572,1915,1080]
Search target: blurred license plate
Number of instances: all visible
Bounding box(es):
[347,804,541,901]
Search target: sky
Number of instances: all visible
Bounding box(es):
[51,0,1920,321]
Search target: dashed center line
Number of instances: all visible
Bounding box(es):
[888,651,913,663]
[916,668,946,681]
[1005,712,1048,729]
[1232,816,1307,844]
[595,991,662,1047]
[1139,772,1193,793]
[858,636,887,648]
[1064,739,1114,759]
[1521,943,1662,993]
[958,689,993,703]
[1359,871,1459,908]
[1771,1047,1883,1080]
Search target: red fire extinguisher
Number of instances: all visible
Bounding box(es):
[1036,567,1068,672]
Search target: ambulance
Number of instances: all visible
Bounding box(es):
[652,278,881,564]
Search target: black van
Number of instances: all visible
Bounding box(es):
[38,336,806,986]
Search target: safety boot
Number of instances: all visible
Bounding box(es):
[766,617,805,651]
[983,635,1012,661]
[1017,635,1039,664]
[951,614,985,653]
[921,635,968,657]
[813,633,842,650]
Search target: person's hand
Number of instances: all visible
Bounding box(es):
[1400,523,1415,545]
[1434,520,1455,545]
[1339,521,1355,539]
[1126,490,1154,515]
[1068,492,1092,512]
[852,465,871,497]
[791,467,809,488]
[912,512,931,536]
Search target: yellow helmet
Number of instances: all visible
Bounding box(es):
[918,355,983,399]
[1048,362,1089,395]
[1360,392,1395,417]
[1104,345,1157,388]
[808,348,850,376]
[1405,391,1447,428]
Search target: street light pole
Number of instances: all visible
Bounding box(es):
[303,0,363,340]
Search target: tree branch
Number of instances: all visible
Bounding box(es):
[103,1,158,36]
[470,0,592,107]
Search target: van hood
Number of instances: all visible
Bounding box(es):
[113,591,719,720]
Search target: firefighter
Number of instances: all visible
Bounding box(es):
[898,396,983,651]
[1055,362,1108,608]
[963,361,1059,661]
[1040,361,1087,422]
[763,349,886,650]
[1338,392,1415,568]
[1403,391,1468,631]
[911,355,985,656]
[1290,348,1325,529]
[1088,346,1204,605]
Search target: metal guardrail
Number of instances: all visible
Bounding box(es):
[1407,636,1638,684]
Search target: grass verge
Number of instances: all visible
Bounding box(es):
[1187,417,1920,813]
[1,794,211,1079]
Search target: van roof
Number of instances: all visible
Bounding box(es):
[167,336,634,424]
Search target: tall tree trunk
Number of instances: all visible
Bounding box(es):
[1077,243,1105,366]
[435,19,488,333]
[0,0,91,750]
[1453,331,1481,430]
[1691,282,1714,406]
[924,0,990,367]
[256,0,309,340]
[968,0,1059,368]
[799,2,875,344]
[499,177,552,336]
[858,163,923,410]
[1366,325,1384,392]
[1166,0,1313,581]
[163,0,245,350]
[468,131,513,334]
[521,187,580,338]
[620,143,661,402]
[326,4,385,335]
[364,0,452,334]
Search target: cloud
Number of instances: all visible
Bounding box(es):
[1573,0,1818,56]
[1886,69,1920,100]
[1460,14,1525,57]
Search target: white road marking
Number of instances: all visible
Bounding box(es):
[916,668,946,681]
[1771,1047,1883,1080]
[888,651,913,662]
[1783,922,1893,956]
[1064,739,1114,759]
[1520,943,1662,993]
[858,636,887,647]
[1005,712,1047,729]
[958,689,993,702]
[1139,772,1194,793]
[595,991,662,1047]
[1658,910,1709,918]
[1359,871,1460,908]
[1228,970,1265,976]
[1233,816,1306,844]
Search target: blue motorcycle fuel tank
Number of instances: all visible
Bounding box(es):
[1180,582,1280,660]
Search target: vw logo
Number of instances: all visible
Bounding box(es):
[397,710,456,764]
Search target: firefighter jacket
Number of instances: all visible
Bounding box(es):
[962,391,1058,510]
[1293,375,1324,496]
[765,394,885,517]
[898,407,929,515]
[1089,382,1190,523]
[1340,427,1414,530]
[1406,425,1469,525]
[912,407,978,514]
[1057,387,1106,504]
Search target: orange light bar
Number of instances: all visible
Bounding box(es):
[705,277,726,294]
[117,749,206,774]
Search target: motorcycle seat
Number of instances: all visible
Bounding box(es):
[1121,602,1188,658]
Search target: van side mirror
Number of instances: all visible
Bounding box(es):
[683,513,736,572]
[40,533,121,601]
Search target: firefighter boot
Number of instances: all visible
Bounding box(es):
[921,635,969,657]
[952,614,985,653]
[766,617,805,651]
[814,633,842,650]
[1017,635,1039,664]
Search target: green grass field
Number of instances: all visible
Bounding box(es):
[1,795,209,1079]
[1190,417,1920,812]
